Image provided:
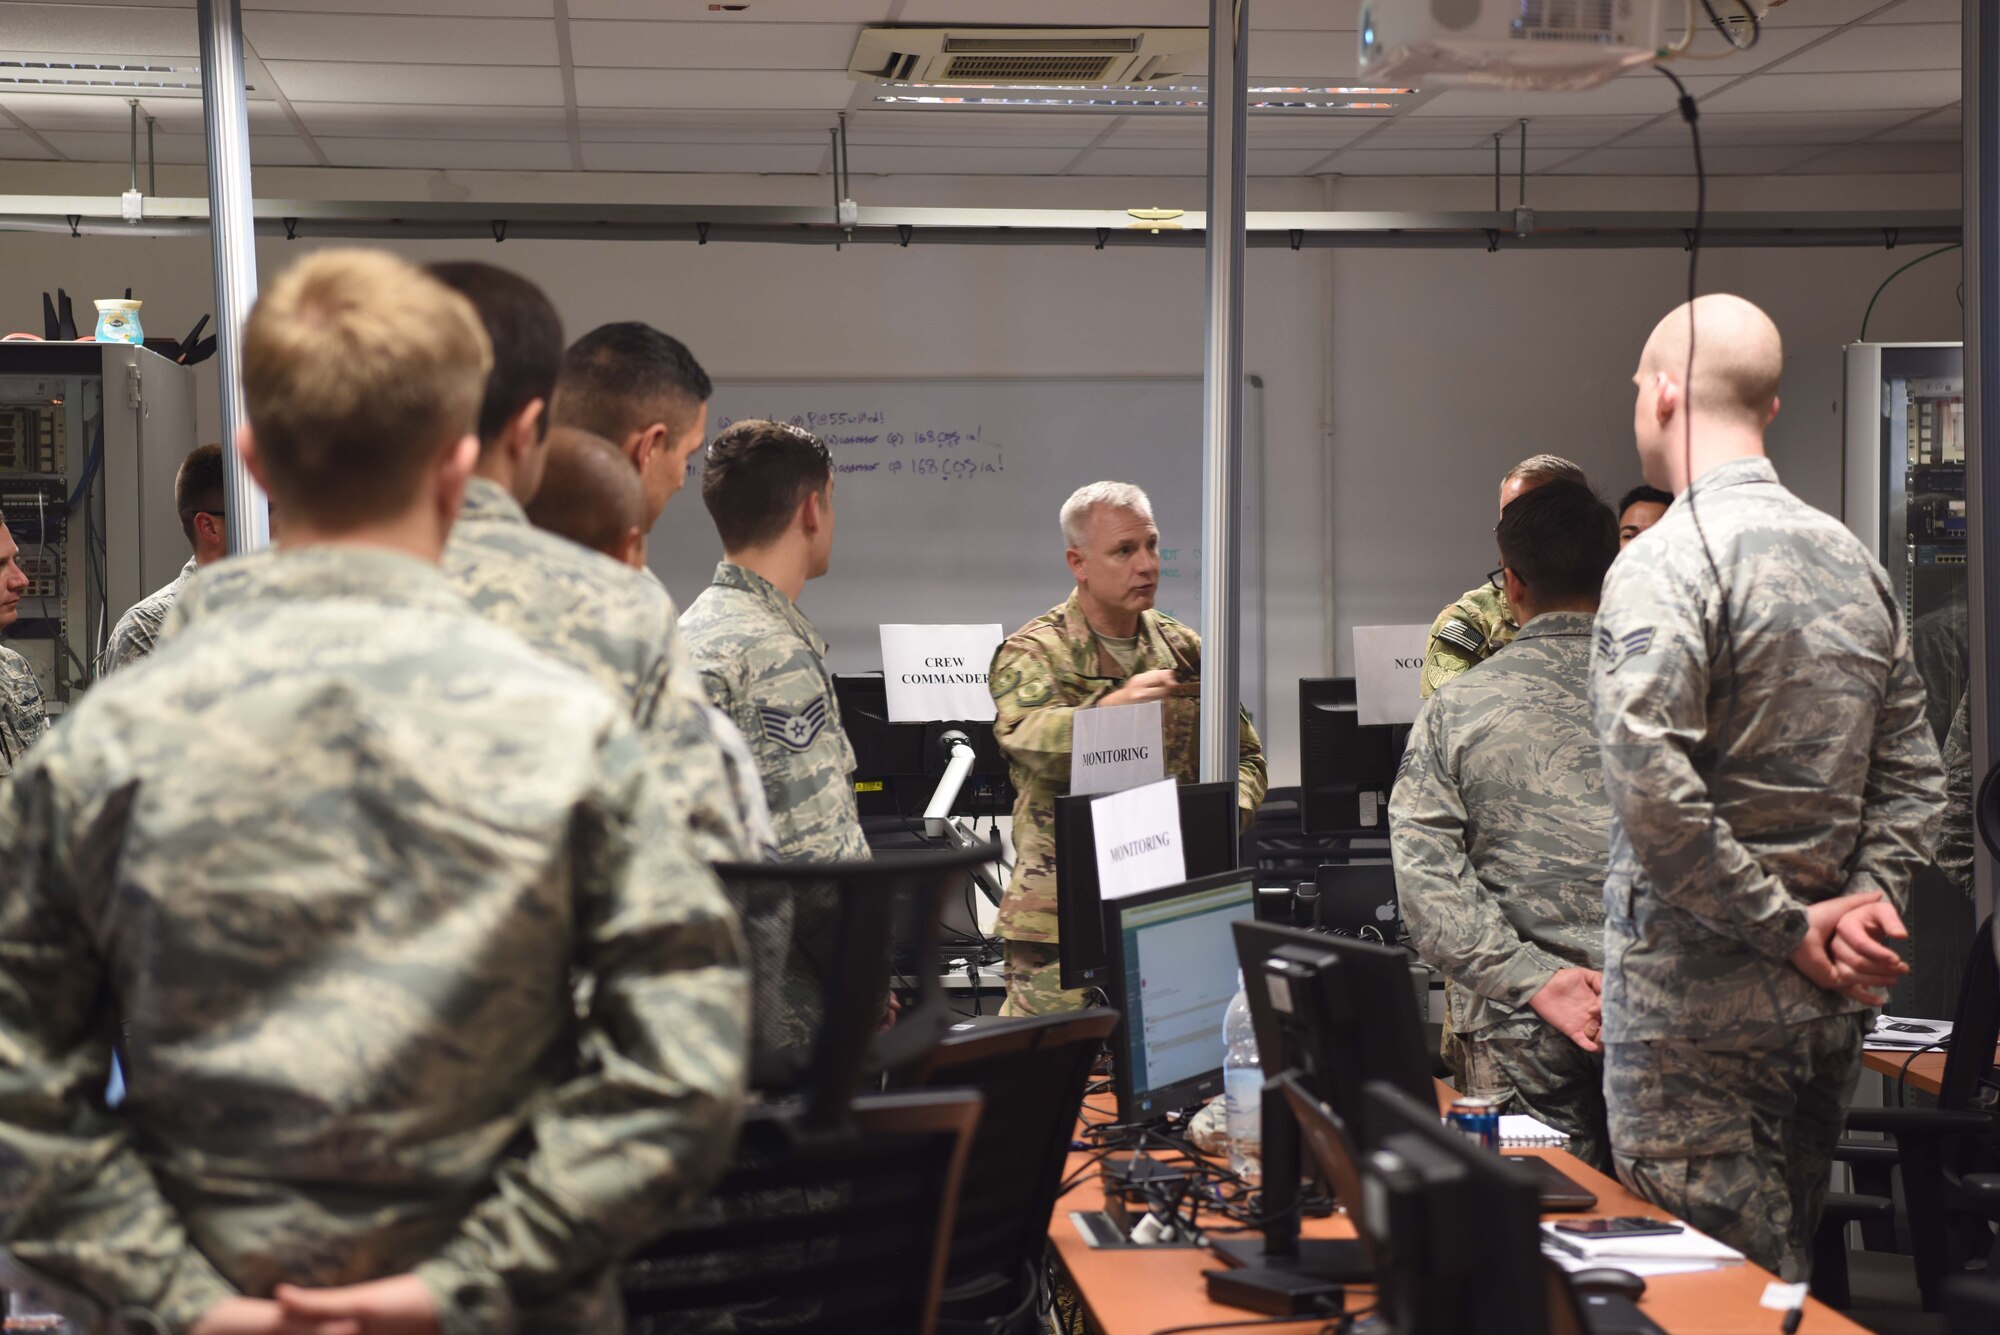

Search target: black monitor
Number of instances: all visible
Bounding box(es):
[1312,862,1401,940]
[1361,1081,1548,1335]
[1055,780,1238,990]
[1299,678,1409,836]
[833,674,1014,823]
[1100,872,1258,1123]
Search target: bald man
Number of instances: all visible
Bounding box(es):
[526,426,648,569]
[1589,294,1944,1277]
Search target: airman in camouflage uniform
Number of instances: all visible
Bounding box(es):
[101,555,197,675]
[1393,481,1622,1171]
[0,249,748,1334]
[0,522,48,784]
[1593,296,1944,1279]
[1935,693,1974,895]
[993,482,1266,1017]
[102,443,229,677]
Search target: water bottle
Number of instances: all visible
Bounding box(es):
[1223,973,1262,1184]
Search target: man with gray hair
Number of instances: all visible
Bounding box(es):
[1422,453,1589,699]
[989,480,1267,1016]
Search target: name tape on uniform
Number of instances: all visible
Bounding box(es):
[1093,778,1186,901]
[879,623,1004,722]
[1353,624,1432,726]
[1071,700,1166,796]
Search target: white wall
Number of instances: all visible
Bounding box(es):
[0,168,1965,785]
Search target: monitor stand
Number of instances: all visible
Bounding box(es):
[1207,1089,1373,1298]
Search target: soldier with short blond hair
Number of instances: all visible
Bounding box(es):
[989,481,1266,1017]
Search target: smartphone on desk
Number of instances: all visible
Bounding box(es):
[1552,1217,1684,1239]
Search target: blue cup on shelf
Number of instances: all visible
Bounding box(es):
[93,298,143,344]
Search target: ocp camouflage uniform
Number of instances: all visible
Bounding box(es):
[0,643,48,785]
[0,545,748,1333]
[1390,610,1611,1170]
[682,561,868,1061]
[99,554,197,676]
[441,476,757,862]
[990,589,1267,1017]
[1591,457,1945,1278]
[1421,581,1517,699]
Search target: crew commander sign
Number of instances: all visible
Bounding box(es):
[879,623,1006,722]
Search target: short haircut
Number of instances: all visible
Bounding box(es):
[526,427,645,557]
[242,249,490,528]
[551,322,711,446]
[426,261,564,452]
[175,442,226,545]
[1618,483,1674,515]
[701,419,832,552]
[1495,478,1618,604]
[1640,292,1784,425]
[1060,480,1154,550]
[1503,454,1588,489]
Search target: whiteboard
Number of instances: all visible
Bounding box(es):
[648,376,1265,727]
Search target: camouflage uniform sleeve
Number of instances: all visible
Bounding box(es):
[1591,562,1809,961]
[1390,700,1568,1012]
[99,608,151,677]
[1936,693,1974,895]
[1846,631,1947,911]
[1236,705,1267,818]
[413,725,747,1334]
[640,615,753,863]
[1421,605,1487,700]
[988,635,1109,785]
[0,756,241,1329]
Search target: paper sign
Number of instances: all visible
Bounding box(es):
[1352,624,1432,726]
[1070,700,1166,796]
[1092,778,1187,901]
[879,623,1004,722]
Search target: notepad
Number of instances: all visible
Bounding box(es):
[1499,1114,1571,1148]
[1540,1221,1746,1266]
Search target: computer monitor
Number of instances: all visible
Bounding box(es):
[1312,862,1401,940]
[1361,1081,1548,1335]
[1299,678,1409,835]
[1055,780,1239,990]
[1100,872,1258,1123]
[833,674,1013,822]
[1278,1073,1378,1268]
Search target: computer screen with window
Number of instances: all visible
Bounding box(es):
[1102,872,1257,1122]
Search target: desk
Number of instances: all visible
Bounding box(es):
[1051,1085,1868,1335]
[1864,1047,1950,1097]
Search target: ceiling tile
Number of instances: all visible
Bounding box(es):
[247,0,551,12]
[569,20,859,70]
[317,136,573,170]
[581,140,827,172]
[0,89,288,132]
[1875,105,1960,140]
[246,135,320,166]
[1363,115,1647,149]
[36,127,308,163]
[1621,108,1930,146]
[1253,0,1362,30]
[578,107,837,141]
[0,3,201,57]
[292,102,569,141]
[568,0,889,20]
[3,0,199,10]
[261,61,565,105]
[1412,74,1732,119]
[575,67,857,110]
[1700,68,1961,113]
[899,1,1203,23]
[1786,140,1963,173]
[1776,22,1960,74]
[849,116,1108,149]
[1246,31,1358,79]
[0,128,59,160]
[1653,25,1831,78]
[1327,147,1572,176]
[1066,145,1335,176]
[1547,144,1824,175]
[1769,0,1923,23]
[852,143,1090,175]
[1870,0,1960,22]
[242,15,557,65]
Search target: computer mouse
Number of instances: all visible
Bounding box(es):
[1568,1267,1648,1300]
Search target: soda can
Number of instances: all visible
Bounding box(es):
[1447,1096,1501,1152]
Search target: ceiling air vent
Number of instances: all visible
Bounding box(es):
[847,28,1205,87]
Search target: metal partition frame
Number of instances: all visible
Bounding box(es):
[1966,0,1996,926]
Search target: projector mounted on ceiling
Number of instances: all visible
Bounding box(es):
[846,27,1206,87]
[1358,0,1669,92]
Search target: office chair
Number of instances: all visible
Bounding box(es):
[622,1088,982,1334]
[711,838,1001,1103]
[900,1010,1121,1335]
[1836,915,2000,1311]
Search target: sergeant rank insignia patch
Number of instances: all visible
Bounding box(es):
[1597,625,1656,673]
[761,698,831,751]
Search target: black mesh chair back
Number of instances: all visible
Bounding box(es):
[1940,916,1999,1113]
[901,1010,1120,1334]
[713,839,1001,1116]
[622,1089,982,1335]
